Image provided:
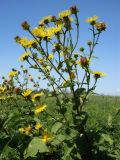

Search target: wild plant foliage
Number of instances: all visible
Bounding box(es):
[1,6,120,160]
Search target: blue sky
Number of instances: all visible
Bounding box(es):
[0,0,120,94]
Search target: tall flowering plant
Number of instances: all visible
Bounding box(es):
[1,6,107,160]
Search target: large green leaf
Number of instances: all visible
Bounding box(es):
[61,144,75,160]
[24,137,49,158]
[51,122,63,134]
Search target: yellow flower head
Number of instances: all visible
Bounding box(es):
[38,76,41,79]
[18,52,31,61]
[42,132,51,143]
[27,40,38,48]
[53,24,62,35]
[37,58,44,65]
[95,22,107,31]
[17,37,37,48]
[32,25,62,40]
[48,54,54,60]
[35,123,42,130]
[44,27,55,39]
[44,65,50,71]
[34,104,47,114]
[92,71,106,79]
[24,125,32,134]
[22,89,32,97]
[0,87,6,93]
[18,37,29,47]
[32,26,45,38]
[18,127,25,133]
[59,9,71,19]
[9,71,18,78]
[18,125,32,134]
[29,76,34,81]
[39,16,53,25]
[86,16,98,24]
[32,92,44,101]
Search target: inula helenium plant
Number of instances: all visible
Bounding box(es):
[1,6,119,160]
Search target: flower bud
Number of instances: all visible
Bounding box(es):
[23,69,28,73]
[21,21,30,30]
[20,65,23,68]
[14,87,21,94]
[74,53,78,58]
[70,6,79,14]
[80,47,85,52]
[80,56,89,67]
[14,36,21,43]
[87,41,92,46]
[51,16,57,22]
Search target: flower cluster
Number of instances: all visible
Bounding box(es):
[86,15,106,31]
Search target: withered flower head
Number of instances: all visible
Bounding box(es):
[21,21,30,30]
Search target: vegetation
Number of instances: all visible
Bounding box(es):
[0,5,120,160]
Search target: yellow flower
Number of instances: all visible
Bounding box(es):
[34,104,47,114]
[92,71,106,79]
[42,27,56,39]
[17,37,37,48]
[48,54,54,60]
[32,25,62,40]
[18,125,32,134]
[38,76,41,79]
[18,52,31,61]
[22,89,32,97]
[42,132,51,143]
[37,58,44,65]
[18,128,25,133]
[18,37,28,47]
[9,71,18,78]
[32,26,45,38]
[0,87,6,93]
[24,125,32,134]
[35,123,42,130]
[44,65,50,71]
[29,76,34,81]
[59,9,71,19]
[39,16,53,25]
[86,16,98,24]
[52,24,62,35]
[95,22,106,31]
[32,92,44,101]
[27,40,38,48]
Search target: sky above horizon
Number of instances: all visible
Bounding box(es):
[0,0,120,95]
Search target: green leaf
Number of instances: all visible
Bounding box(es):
[51,122,63,134]
[0,145,19,159]
[61,144,75,160]
[101,134,113,145]
[24,137,49,158]
[51,134,66,146]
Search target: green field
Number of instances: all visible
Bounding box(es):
[0,95,120,159]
